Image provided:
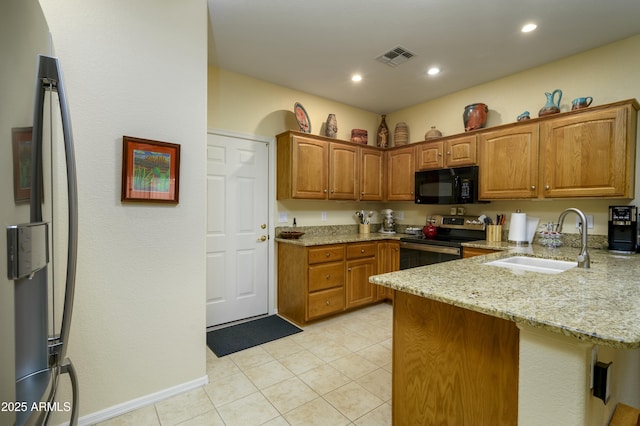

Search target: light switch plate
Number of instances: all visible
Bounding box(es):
[321,211,327,221]
[278,212,288,223]
[576,215,594,229]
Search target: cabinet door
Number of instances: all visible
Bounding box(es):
[376,241,399,300]
[540,106,632,198]
[445,135,477,167]
[478,123,539,199]
[416,141,444,170]
[360,147,384,201]
[386,146,415,201]
[329,143,358,200]
[345,257,376,308]
[291,136,328,199]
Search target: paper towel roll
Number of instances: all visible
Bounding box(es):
[508,212,527,243]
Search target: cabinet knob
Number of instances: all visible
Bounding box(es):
[530,185,536,190]
[446,151,451,155]
[361,192,365,195]
[545,184,550,190]
[325,252,331,257]
[361,249,365,253]
[325,274,331,279]
[348,268,352,272]
[438,152,443,157]
[326,300,330,305]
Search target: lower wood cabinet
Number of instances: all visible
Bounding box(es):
[376,241,400,300]
[277,240,397,326]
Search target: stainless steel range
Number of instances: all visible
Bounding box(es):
[400,215,486,269]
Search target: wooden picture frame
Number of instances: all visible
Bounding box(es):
[121,136,180,204]
[12,127,34,203]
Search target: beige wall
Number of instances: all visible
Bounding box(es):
[39,0,208,421]
[208,35,640,235]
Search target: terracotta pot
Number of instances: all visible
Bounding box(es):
[463,103,488,132]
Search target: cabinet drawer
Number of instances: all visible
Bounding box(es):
[308,287,345,319]
[308,245,345,264]
[308,262,344,292]
[347,242,377,259]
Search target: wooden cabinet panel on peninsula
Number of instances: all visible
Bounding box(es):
[417,135,477,170]
[386,145,415,201]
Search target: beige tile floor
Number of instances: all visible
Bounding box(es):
[99,302,393,426]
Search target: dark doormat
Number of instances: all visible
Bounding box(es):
[206,315,302,357]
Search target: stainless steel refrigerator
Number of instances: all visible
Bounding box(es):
[2,1,79,424]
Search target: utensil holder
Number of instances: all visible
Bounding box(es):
[486,225,502,242]
[359,224,370,234]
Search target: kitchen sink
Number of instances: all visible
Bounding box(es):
[484,256,576,274]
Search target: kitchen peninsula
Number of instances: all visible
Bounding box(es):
[369,245,640,425]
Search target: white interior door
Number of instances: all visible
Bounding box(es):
[206,133,269,327]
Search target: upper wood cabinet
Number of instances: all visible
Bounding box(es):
[386,145,415,201]
[478,123,540,199]
[416,135,477,170]
[479,99,638,200]
[277,131,358,200]
[277,100,638,202]
[540,104,636,198]
[360,147,384,201]
[329,143,358,200]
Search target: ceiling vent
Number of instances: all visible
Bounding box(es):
[376,46,416,67]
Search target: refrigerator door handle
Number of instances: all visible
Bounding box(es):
[32,55,79,363]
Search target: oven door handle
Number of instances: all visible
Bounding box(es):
[400,241,461,256]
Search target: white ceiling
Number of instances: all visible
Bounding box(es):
[207,0,640,114]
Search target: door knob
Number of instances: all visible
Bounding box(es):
[259,235,267,241]
[261,223,266,229]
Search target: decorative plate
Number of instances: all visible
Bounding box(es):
[294,102,311,133]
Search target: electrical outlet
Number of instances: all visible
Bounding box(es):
[278,212,288,223]
[576,215,594,229]
[321,211,327,221]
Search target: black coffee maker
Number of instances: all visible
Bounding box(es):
[608,205,638,253]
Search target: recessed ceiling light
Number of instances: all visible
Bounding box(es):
[427,67,440,76]
[351,74,362,82]
[521,23,537,33]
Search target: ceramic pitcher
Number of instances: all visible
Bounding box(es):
[538,89,562,117]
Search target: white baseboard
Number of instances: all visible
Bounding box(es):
[76,375,209,426]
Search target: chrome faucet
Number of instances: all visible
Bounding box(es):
[556,208,590,268]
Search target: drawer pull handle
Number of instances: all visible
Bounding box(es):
[361,249,365,253]
[325,252,331,257]
[326,300,330,305]
[325,274,330,279]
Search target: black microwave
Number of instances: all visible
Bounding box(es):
[415,166,484,204]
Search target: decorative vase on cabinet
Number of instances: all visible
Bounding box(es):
[538,89,562,117]
[325,113,337,138]
[377,115,390,148]
[463,103,488,132]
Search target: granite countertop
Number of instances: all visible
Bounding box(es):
[370,243,640,349]
[275,232,405,246]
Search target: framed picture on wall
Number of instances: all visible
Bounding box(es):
[121,136,180,204]
[12,127,34,203]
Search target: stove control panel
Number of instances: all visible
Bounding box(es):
[438,215,486,231]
